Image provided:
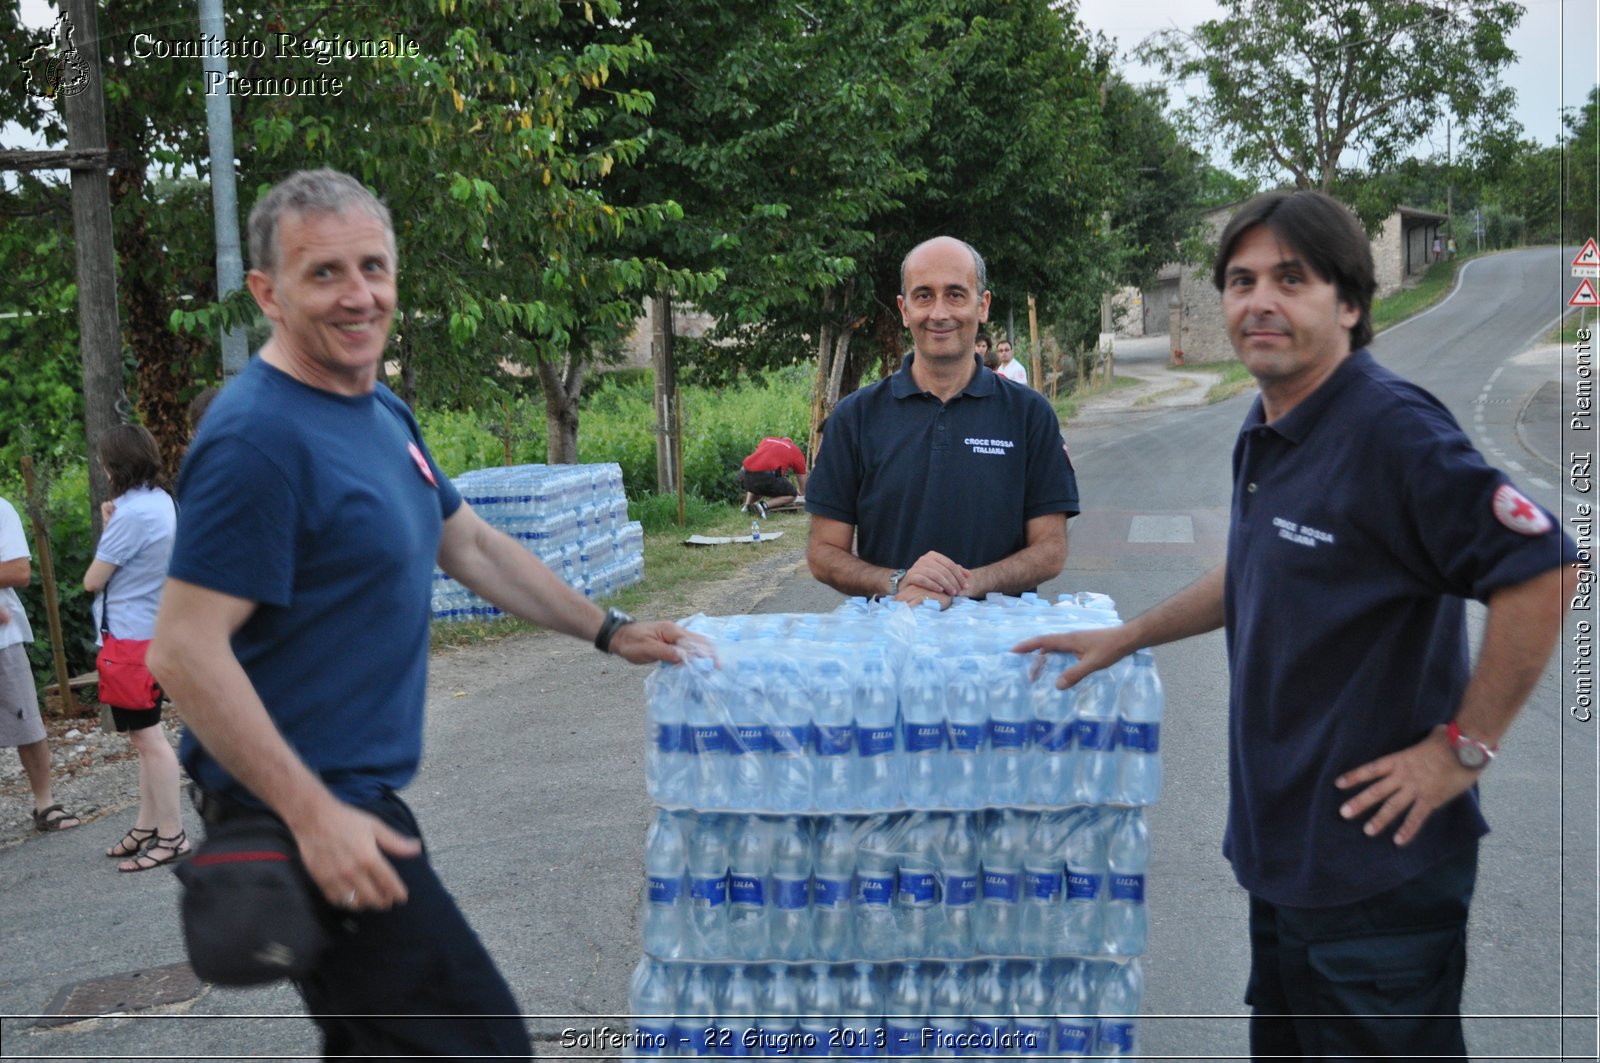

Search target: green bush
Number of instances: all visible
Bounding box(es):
[419,366,816,505]
[628,490,727,532]
[0,462,98,688]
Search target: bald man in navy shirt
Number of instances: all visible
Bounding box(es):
[805,237,1079,607]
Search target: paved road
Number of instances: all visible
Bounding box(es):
[0,250,1592,1060]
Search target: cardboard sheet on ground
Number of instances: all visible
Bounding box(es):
[683,531,785,546]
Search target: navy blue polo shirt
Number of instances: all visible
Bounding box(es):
[1224,348,1577,907]
[805,353,1078,571]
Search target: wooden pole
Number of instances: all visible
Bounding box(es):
[19,458,75,718]
[1027,293,1041,393]
[674,394,686,527]
[61,0,124,537]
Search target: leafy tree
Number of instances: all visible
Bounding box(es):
[1141,0,1523,226]
[1100,79,1206,289]
[1566,88,1599,246]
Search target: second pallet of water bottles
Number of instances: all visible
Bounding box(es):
[643,807,1150,964]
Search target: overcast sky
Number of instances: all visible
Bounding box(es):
[14,0,1600,158]
[1075,0,1597,153]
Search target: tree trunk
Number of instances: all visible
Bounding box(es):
[536,354,585,464]
[809,289,838,455]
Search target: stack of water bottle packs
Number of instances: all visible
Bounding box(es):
[630,594,1162,1058]
[430,463,645,621]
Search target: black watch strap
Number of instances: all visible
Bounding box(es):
[594,607,635,654]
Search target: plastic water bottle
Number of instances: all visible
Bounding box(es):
[642,809,686,959]
[944,658,986,809]
[900,652,947,809]
[970,959,1011,1057]
[687,814,730,959]
[1104,809,1150,957]
[728,660,773,809]
[687,660,731,809]
[927,962,970,1058]
[986,654,1031,806]
[758,964,801,1058]
[885,962,928,1057]
[853,653,900,809]
[720,964,759,1057]
[938,812,979,959]
[678,964,718,1057]
[646,666,692,806]
[812,657,856,805]
[895,812,942,957]
[977,809,1026,956]
[1094,959,1142,1056]
[728,815,772,959]
[1051,960,1098,1057]
[1018,812,1067,957]
[1013,959,1054,1056]
[752,519,762,542]
[839,962,884,1059]
[855,815,901,960]
[628,958,677,1060]
[1115,649,1164,805]
[770,815,813,962]
[813,816,857,962]
[769,661,814,811]
[798,964,841,1058]
[1027,655,1076,807]
[1062,810,1109,956]
[1072,672,1119,805]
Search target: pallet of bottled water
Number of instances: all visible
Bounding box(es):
[645,595,1163,813]
[631,593,1162,1059]
[429,463,645,620]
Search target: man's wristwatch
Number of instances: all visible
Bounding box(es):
[594,607,635,654]
[1447,720,1497,770]
[887,568,907,597]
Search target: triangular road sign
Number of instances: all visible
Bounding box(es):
[1571,278,1600,307]
[1575,239,1600,269]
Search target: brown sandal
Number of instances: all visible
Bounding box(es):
[33,804,82,832]
[107,826,156,858]
[118,831,189,873]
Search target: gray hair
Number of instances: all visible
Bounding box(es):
[899,237,988,296]
[247,168,396,275]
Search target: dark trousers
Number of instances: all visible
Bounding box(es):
[293,791,532,1061]
[1246,842,1478,1063]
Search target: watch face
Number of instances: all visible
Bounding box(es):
[1454,739,1488,769]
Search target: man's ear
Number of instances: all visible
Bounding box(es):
[978,290,992,323]
[246,268,280,323]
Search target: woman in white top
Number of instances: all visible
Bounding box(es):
[83,424,186,872]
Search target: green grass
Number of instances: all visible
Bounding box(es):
[1546,310,1595,346]
[1174,361,1257,404]
[1369,252,1483,335]
[1050,372,1141,421]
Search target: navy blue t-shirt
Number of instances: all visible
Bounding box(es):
[1225,349,1578,907]
[805,354,1079,571]
[172,357,462,806]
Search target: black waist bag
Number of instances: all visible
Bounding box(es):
[174,812,333,985]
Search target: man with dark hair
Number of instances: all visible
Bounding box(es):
[149,168,697,1058]
[805,235,1078,606]
[1016,189,1578,1058]
[975,331,995,369]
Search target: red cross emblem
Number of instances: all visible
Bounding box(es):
[407,441,438,488]
[1491,483,1550,536]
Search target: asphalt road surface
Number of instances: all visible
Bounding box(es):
[0,248,1592,1061]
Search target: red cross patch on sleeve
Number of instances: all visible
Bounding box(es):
[1491,483,1550,536]
[407,441,438,488]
